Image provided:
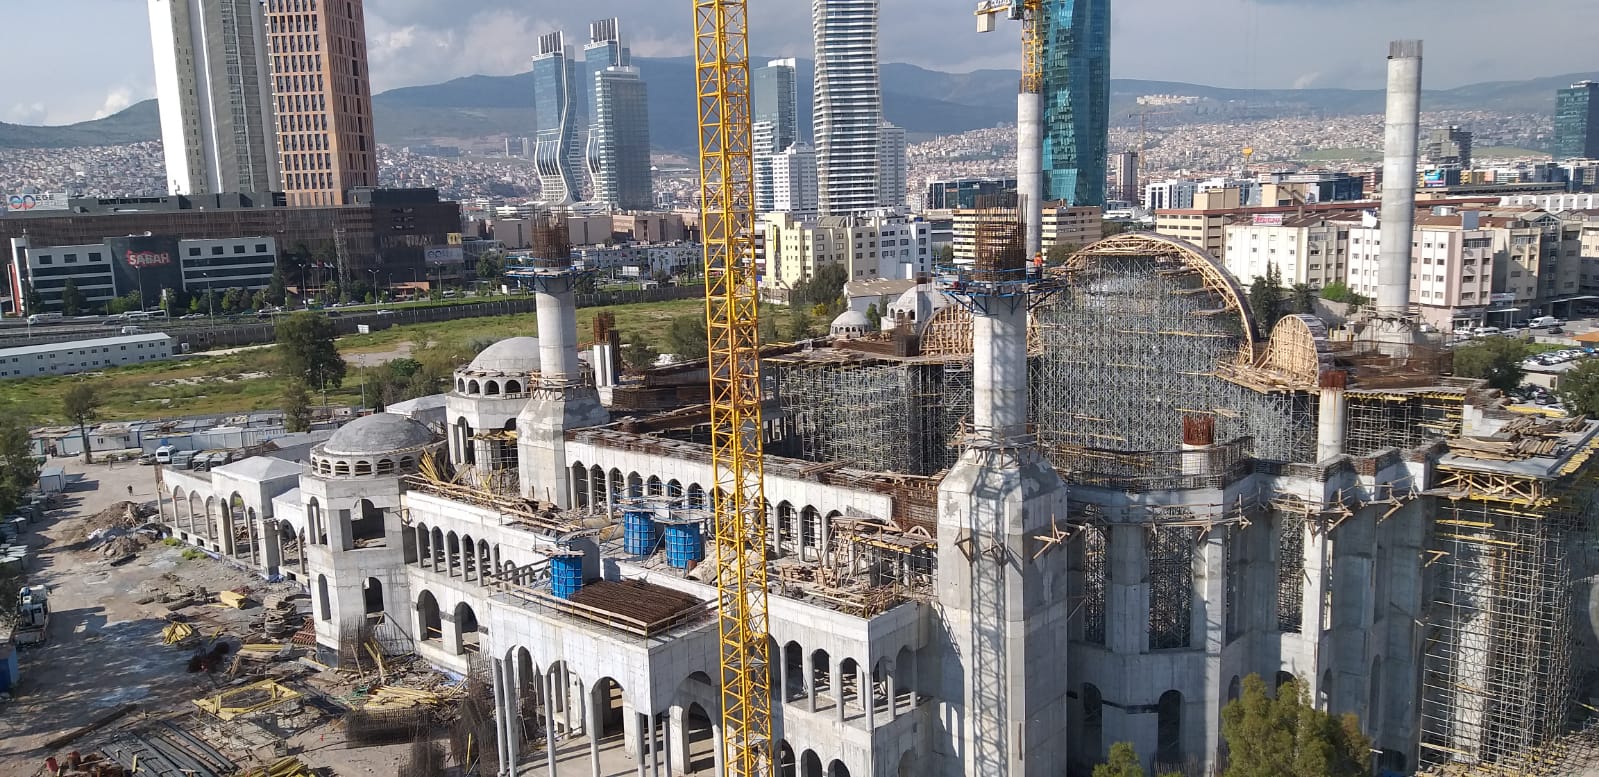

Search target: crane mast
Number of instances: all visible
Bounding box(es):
[692,1,772,775]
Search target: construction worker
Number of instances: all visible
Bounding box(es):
[1030,252,1045,281]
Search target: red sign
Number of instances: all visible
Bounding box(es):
[124,250,172,269]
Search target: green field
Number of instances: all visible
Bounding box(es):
[1295,148,1382,163]
[6,298,815,425]
[1473,146,1550,160]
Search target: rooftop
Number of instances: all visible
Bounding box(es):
[0,333,171,359]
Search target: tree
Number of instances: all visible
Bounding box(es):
[1452,337,1527,391]
[1045,243,1078,267]
[106,291,142,315]
[1103,220,1133,237]
[1221,674,1370,777]
[792,262,851,313]
[758,304,781,344]
[251,289,269,311]
[477,252,505,282]
[59,279,83,316]
[282,380,311,433]
[0,415,39,516]
[22,281,42,315]
[1289,283,1317,316]
[221,287,247,314]
[787,306,813,341]
[865,303,882,330]
[1248,264,1286,331]
[651,269,673,286]
[1093,741,1181,777]
[266,263,289,306]
[62,383,103,464]
[666,314,709,360]
[1557,359,1599,415]
[1318,281,1370,307]
[275,312,347,389]
[933,244,956,263]
[621,333,658,371]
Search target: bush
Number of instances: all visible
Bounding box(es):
[181,548,206,560]
[163,537,183,546]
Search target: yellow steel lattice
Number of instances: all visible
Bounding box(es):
[693,2,772,776]
[1020,0,1044,94]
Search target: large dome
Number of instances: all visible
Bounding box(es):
[323,413,435,457]
[467,336,541,373]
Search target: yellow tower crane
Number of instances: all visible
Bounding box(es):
[975,0,1045,92]
[692,2,771,776]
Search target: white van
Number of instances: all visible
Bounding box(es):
[154,445,174,464]
[26,313,62,325]
[1529,316,1561,329]
[1472,326,1502,337]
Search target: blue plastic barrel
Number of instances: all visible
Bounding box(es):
[623,509,659,556]
[663,522,704,569]
[549,553,583,599]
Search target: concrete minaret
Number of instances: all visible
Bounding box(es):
[1376,40,1423,319]
[518,214,609,507]
[935,212,1070,776]
[1017,91,1043,261]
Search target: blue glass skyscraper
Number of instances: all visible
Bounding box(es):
[1040,0,1110,206]
[532,31,582,205]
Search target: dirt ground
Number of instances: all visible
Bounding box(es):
[0,457,418,776]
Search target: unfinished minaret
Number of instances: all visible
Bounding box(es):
[518,213,609,507]
[934,209,1071,775]
[1371,40,1423,343]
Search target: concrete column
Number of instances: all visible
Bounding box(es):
[1317,380,1348,462]
[545,671,559,776]
[711,722,724,777]
[668,705,688,776]
[632,712,647,777]
[647,713,659,777]
[863,664,876,729]
[1376,40,1423,317]
[264,520,283,576]
[586,682,602,777]
[1017,89,1043,260]
[972,296,1027,439]
[622,704,640,758]
[564,666,577,732]
[493,658,512,776]
[1108,523,1147,654]
[506,663,521,773]
[886,668,897,721]
[805,652,817,713]
[832,663,844,723]
[779,648,791,703]
[536,284,581,382]
[820,512,830,565]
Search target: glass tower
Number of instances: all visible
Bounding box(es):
[812,0,884,215]
[532,32,582,205]
[1040,0,1110,207]
[584,19,651,209]
[1555,82,1599,160]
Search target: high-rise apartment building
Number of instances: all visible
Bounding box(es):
[1040,0,1110,206]
[878,121,907,208]
[812,0,884,215]
[148,0,280,196]
[1555,81,1599,160]
[1111,150,1139,203]
[583,20,651,210]
[262,0,377,207]
[771,144,820,213]
[1425,126,1473,168]
[532,32,583,205]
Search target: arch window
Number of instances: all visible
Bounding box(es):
[1156,690,1182,765]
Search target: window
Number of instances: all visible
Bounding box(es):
[212,246,224,255]
[255,244,268,253]
[38,255,52,265]
[189,247,201,256]
[89,252,102,262]
[233,245,246,254]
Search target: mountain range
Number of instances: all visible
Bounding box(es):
[2,59,1592,154]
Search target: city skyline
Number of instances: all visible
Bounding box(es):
[8,0,1598,126]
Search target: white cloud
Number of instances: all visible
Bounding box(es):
[5,103,50,125]
[93,87,135,120]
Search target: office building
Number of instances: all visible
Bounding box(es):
[878,121,907,208]
[582,19,651,210]
[755,58,801,213]
[1258,172,1365,206]
[9,234,279,314]
[952,205,1102,260]
[532,32,583,205]
[771,144,820,213]
[1424,126,1473,168]
[1112,150,1139,203]
[1040,0,1110,205]
[812,0,884,214]
[147,0,281,197]
[924,177,1018,210]
[1555,82,1599,160]
[1144,179,1198,211]
[1223,214,1352,289]
[262,0,378,207]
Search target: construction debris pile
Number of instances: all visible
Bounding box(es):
[1449,414,1589,461]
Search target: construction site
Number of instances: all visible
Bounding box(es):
[9,6,1599,777]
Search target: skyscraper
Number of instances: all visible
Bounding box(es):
[1040,0,1110,206]
[1111,150,1138,203]
[772,144,820,213]
[148,0,280,196]
[755,58,801,213]
[262,0,377,206]
[1555,82,1599,160]
[812,0,883,215]
[532,32,583,205]
[1424,126,1473,168]
[878,121,907,208]
[583,20,652,210]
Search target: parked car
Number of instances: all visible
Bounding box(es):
[375,309,395,316]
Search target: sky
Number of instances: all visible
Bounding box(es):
[4,0,1597,125]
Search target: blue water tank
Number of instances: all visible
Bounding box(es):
[663,522,704,569]
[623,509,659,556]
[549,553,583,599]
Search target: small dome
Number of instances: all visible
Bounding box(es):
[323,413,435,457]
[468,336,541,373]
[830,309,873,338]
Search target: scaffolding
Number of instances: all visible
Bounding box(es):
[1078,524,1107,645]
[1147,525,1196,650]
[1418,462,1599,773]
[1346,389,1466,457]
[1276,510,1305,634]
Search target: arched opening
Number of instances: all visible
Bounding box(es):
[455,416,474,466]
[811,649,831,705]
[1082,683,1103,765]
[417,590,441,643]
[446,531,461,576]
[627,471,642,498]
[376,458,394,474]
[461,533,476,581]
[400,455,416,471]
[468,380,481,394]
[431,527,445,568]
[172,487,187,527]
[667,479,683,499]
[354,460,371,475]
[478,540,491,585]
[1369,656,1384,735]
[454,602,480,654]
[484,380,500,396]
[777,501,795,555]
[189,492,203,536]
[1276,671,1297,697]
[800,750,823,777]
[839,657,861,711]
[685,701,715,773]
[456,377,466,393]
[687,483,705,510]
[363,577,384,615]
[784,642,804,701]
[827,761,850,777]
[609,469,624,506]
[229,493,248,556]
[1320,668,1333,711]
[572,463,589,507]
[316,574,331,621]
[647,475,662,496]
[592,676,626,737]
[333,460,350,476]
[1228,675,1241,703]
[778,741,797,777]
[349,498,385,547]
[800,506,820,559]
[1156,690,1182,766]
[505,379,522,394]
